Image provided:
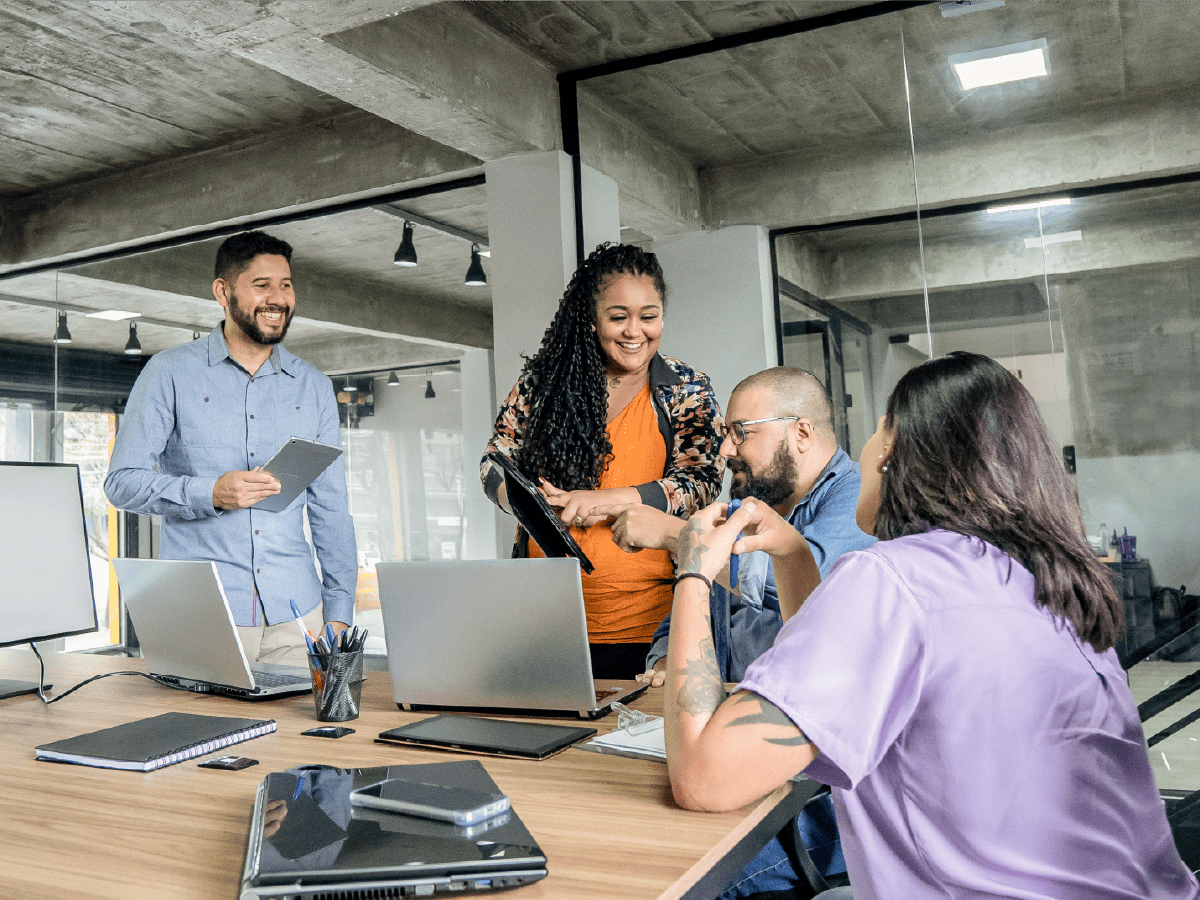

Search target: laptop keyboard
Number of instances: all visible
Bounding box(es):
[252,670,310,687]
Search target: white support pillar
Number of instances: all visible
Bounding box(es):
[652,225,777,407]
[459,348,510,559]
[484,151,620,397]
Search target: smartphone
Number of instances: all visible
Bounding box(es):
[349,778,510,825]
[301,726,354,738]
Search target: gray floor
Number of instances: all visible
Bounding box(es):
[1130,661,1200,794]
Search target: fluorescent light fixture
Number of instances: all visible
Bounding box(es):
[987,197,1071,214]
[1024,230,1082,249]
[950,39,1049,90]
[86,309,141,321]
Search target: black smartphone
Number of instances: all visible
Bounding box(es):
[349,778,510,825]
[198,756,258,770]
[301,726,355,738]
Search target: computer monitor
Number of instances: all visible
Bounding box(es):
[0,462,99,699]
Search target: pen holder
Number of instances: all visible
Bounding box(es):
[308,649,363,722]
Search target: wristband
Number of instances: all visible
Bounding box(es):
[673,572,712,593]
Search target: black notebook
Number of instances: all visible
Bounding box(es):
[35,712,276,771]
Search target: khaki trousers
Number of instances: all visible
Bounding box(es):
[237,604,324,669]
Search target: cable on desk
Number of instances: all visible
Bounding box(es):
[29,642,195,704]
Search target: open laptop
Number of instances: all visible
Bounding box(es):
[377,558,645,719]
[112,558,312,700]
[240,760,546,898]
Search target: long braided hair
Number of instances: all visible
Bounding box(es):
[515,243,667,491]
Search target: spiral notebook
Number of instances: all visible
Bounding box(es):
[35,712,276,771]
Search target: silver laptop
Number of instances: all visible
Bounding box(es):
[112,558,312,699]
[377,558,645,719]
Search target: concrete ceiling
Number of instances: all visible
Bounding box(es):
[0,1,1197,371]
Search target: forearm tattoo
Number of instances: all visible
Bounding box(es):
[725,692,812,747]
[676,520,711,575]
[675,634,726,716]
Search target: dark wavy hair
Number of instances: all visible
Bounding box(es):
[214,231,293,283]
[876,351,1122,652]
[515,243,667,491]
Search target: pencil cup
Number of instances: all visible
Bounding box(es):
[309,649,363,722]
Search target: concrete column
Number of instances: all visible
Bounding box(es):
[484,151,620,397]
[652,225,777,407]
[459,348,510,560]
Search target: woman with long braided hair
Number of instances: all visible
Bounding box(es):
[482,243,724,678]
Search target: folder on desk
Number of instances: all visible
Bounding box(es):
[35,712,276,771]
[579,716,666,762]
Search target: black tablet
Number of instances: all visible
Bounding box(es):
[257,437,343,512]
[487,452,594,573]
[376,714,597,760]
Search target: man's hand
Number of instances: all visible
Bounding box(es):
[212,468,281,510]
[636,658,666,688]
[591,503,683,554]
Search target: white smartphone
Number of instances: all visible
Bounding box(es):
[348,778,510,826]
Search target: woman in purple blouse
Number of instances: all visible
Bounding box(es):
[663,352,1196,900]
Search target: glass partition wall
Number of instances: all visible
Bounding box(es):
[0,183,489,654]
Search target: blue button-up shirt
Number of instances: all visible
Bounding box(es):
[104,325,357,626]
[648,446,875,680]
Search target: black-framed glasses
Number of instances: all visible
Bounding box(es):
[721,416,801,445]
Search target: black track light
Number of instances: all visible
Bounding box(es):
[387,371,400,386]
[54,311,72,344]
[464,243,487,286]
[393,222,418,267]
[424,370,436,399]
[343,376,357,393]
[124,321,142,355]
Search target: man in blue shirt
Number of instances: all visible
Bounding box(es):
[604,366,875,684]
[604,366,872,898]
[105,231,356,666]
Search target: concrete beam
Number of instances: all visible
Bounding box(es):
[3,109,480,269]
[578,91,701,239]
[71,243,492,351]
[703,100,1200,229]
[91,1,559,161]
[284,334,464,376]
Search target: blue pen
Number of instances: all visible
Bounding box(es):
[289,600,317,654]
[726,499,742,588]
[324,624,338,655]
[291,773,306,801]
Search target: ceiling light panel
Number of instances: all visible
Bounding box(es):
[987,197,1071,215]
[86,309,142,320]
[1024,230,1082,249]
[950,39,1049,91]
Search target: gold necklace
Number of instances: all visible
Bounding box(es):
[608,375,621,388]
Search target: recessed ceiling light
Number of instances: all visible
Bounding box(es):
[86,309,141,321]
[950,39,1049,91]
[987,197,1071,215]
[1024,230,1082,249]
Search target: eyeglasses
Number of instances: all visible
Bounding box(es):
[721,417,801,445]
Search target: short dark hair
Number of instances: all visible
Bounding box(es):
[214,231,293,283]
[732,367,835,438]
[875,351,1122,652]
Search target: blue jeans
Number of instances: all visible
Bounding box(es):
[717,792,845,899]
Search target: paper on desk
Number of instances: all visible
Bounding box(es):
[579,717,665,762]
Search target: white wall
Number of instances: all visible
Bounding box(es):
[653,225,777,407]
[1077,452,1200,591]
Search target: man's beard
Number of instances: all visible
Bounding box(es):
[727,438,798,508]
[228,288,293,345]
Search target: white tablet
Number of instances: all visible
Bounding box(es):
[256,437,343,512]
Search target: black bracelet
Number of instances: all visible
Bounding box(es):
[674,572,712,593]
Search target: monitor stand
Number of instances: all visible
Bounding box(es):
[0,679,43,700]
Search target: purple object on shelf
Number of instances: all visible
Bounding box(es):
[1119,529,1137,562]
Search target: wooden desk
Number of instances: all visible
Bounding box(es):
[0,651,807,899]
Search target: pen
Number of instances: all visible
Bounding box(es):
[726,499,742,588]
[288,600,317,654]
[324,623,338,655]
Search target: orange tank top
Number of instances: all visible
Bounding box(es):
[529,385,674,643]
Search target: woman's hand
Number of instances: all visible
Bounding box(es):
[538,479,639,528]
